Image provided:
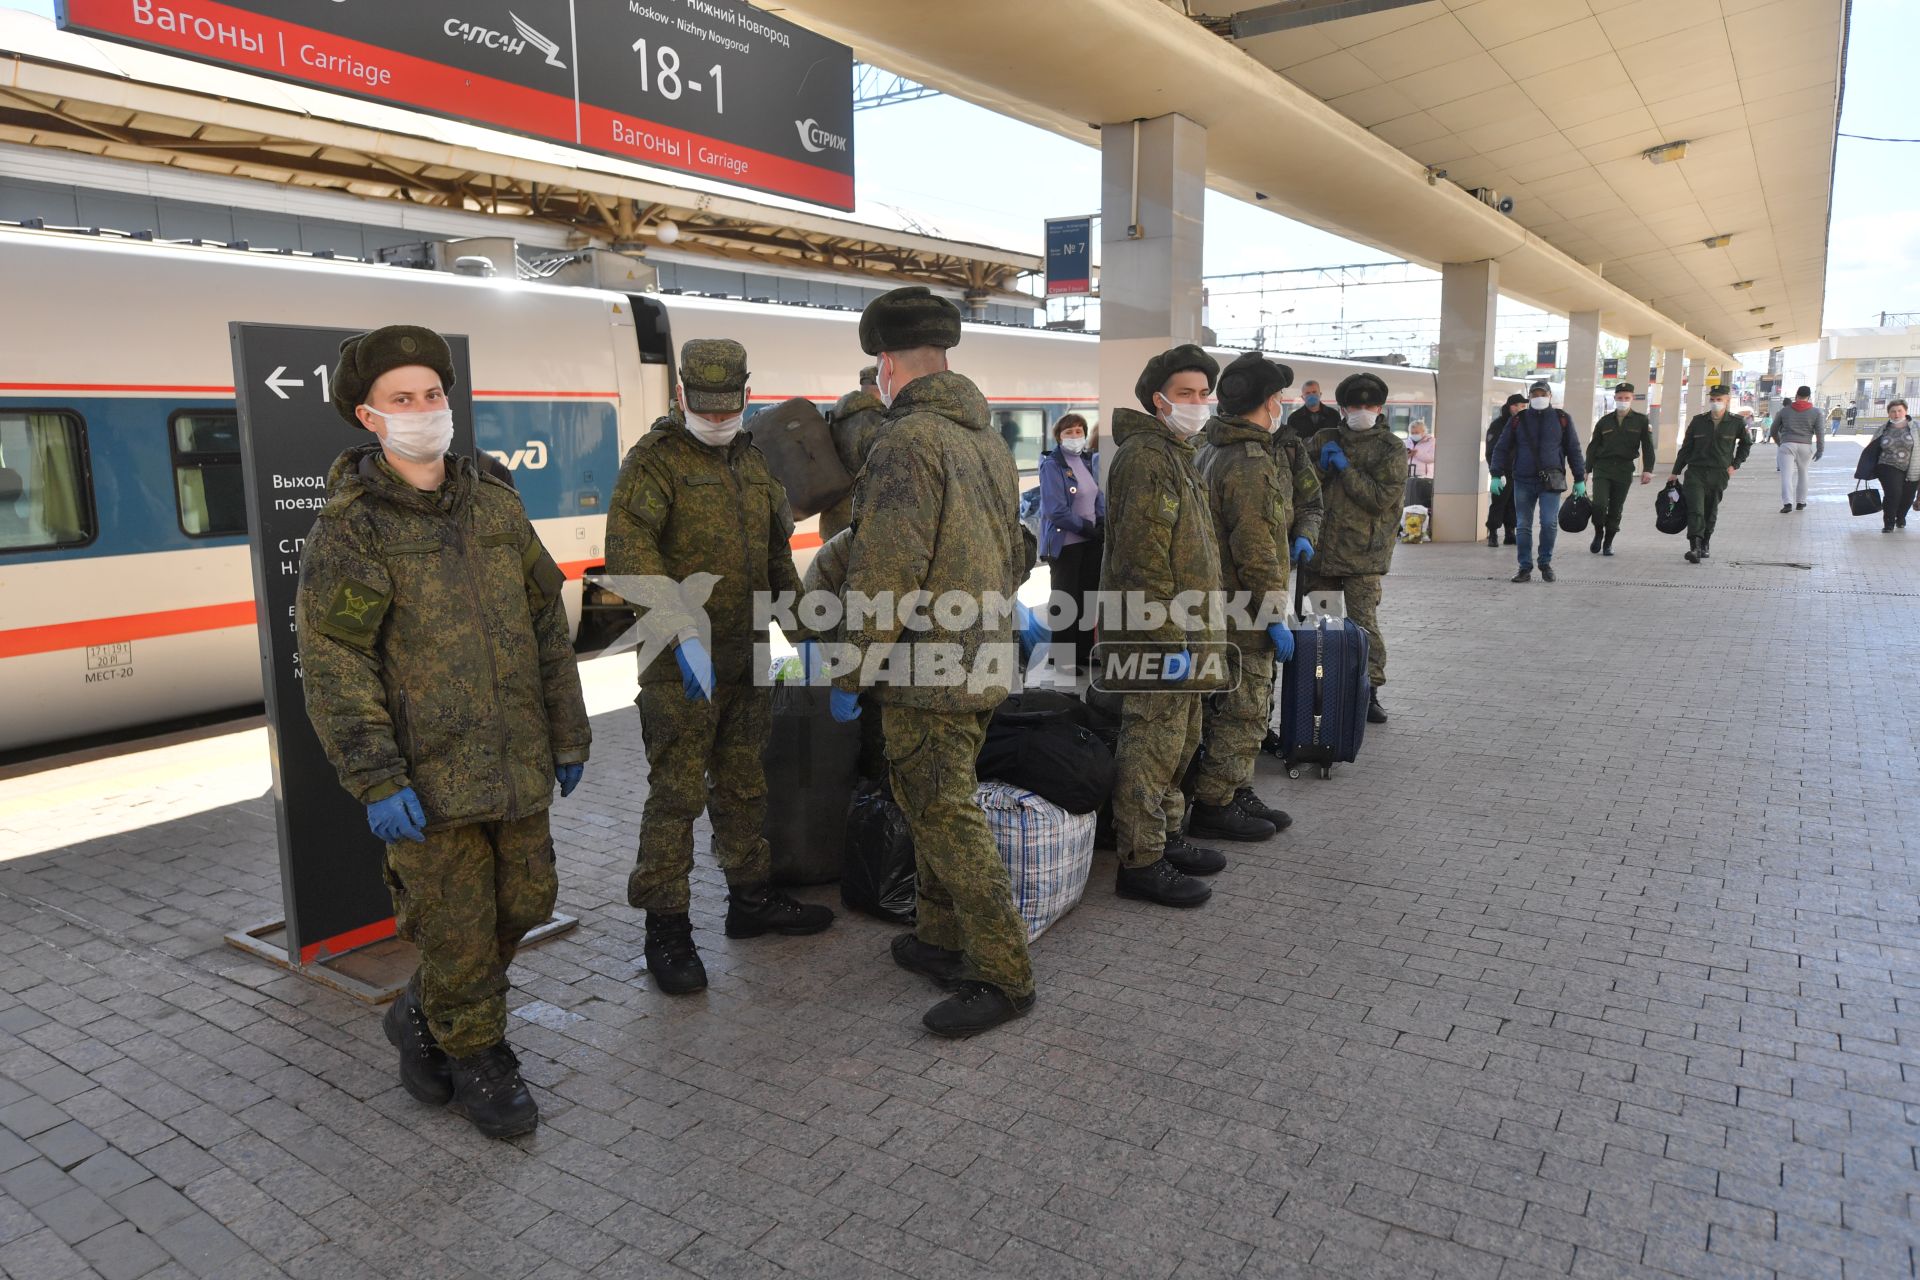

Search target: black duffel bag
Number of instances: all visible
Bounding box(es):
[976,692,1115,816]
[762,681,862,886]
[1654,480,1689,535]
[841,781,916,924]
[1557,494,1593,534]
[751,397,853,519]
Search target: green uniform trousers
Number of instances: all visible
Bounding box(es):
[1302,570,1387,687]
[630,680,773,913]
[882,704,1033,999]
[1195,644,1275,807]
[1113,692,1205,868]
[384,812,558,1059]
[1683,470,1731,542]
[1589,466,1637,535]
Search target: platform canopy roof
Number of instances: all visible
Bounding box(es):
[776,0,1849,363]
[0,13,1041,306]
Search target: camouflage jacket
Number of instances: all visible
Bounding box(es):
[296,446,589,829]
[605,411,804,687]
[1099,408,1225,688]
[836,370,1023,711]
[1194,415,1323,644]
[1306,418,1405,577]
[1673,411,1754,475]
[818,388,889,542]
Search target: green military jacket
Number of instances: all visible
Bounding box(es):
[297,446,590,829]
[818,388,889,543]
[1586,409,1655,473]
[1099,408,1226,688]
[1305,417,1406,577]
[1194,415,1323,647]
[1673,410,1754,476]
[605,411,804,687]
[835,370,1024,711]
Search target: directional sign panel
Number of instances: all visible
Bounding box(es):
[230,322,475,965]
[57,0,855,209]
[1045,216,1093,297]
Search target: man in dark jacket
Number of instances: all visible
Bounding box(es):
[1490,380,1586,583]
[1583,382,1655,555]
[1484,394,1524,546]
[1285,379,1341,443]
[1671,383,1752,562]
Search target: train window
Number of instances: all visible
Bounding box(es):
[169,411,246,538]
[0,411,94,553]
[992,408,1047,469]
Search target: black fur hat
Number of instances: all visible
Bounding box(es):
[1218,351,1294,416]
[1335,371,1389,409]
[859,286,962,355]
[1134,344,1220,411]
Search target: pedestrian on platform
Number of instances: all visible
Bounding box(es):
[816,366,886,543]
[1490,380,1587,584]
[1671,384,1752,563]
[1100,344,1231,907]
[1583,382,1654,556]
[1285,378,1341,443]
[1035,413,1104,672]
[298,325,591,1139]
[1405,419,1435,510]
[1303,372,1404,724]
[1771,384,1825,513]
[1870,400,1919,531]
[1485,394,1524,547]
[835,286,1036,1037]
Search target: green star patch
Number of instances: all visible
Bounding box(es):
[316,577,389,647]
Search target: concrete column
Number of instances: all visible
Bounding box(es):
[1687,355,1709,422]
[1432,259,1499,542]
[1565,310,1601,430]
[1624,334,1653,415]
[1657,348,1686,464]
[1097,114,1206,473]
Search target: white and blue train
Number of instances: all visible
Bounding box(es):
[1,222,1493,753]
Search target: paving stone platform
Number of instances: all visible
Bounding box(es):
[0,441,1913,1280]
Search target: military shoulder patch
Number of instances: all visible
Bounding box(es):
[314,577,390,648]
[1152,490,1181,526]
[1244,442,1264,458]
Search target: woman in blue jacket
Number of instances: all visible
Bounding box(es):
[1036,414,1104,672]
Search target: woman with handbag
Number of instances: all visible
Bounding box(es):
[1871,401,1919,531]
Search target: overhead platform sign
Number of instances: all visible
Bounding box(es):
[56,0,856,210]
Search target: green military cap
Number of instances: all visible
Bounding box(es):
[679,338,749,415]
[1335,371,1389,408]
[859,286,962,356]
[1709,384,1733,397]
[1614,381,1636,395]
[1134,344,1219,411]
[1217,350,1293,415]
[331,324,456,427]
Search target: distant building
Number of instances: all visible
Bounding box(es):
[1818,324,1920,422]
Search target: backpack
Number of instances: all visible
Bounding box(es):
[1654,480,1688,535]
[976,692,1115,815]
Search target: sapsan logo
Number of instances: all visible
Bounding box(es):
[794,118,848,154]
[590,572,721,681]
[508,11,567,69]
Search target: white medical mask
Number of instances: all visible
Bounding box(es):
[875,358,896,409]
[1709,400,1728,415]
[1615,399,1633,412]
[364,406,454,463]
[684,411,744,446]
[1159,400,1211,438]
[1060,434,1089,454]
[1345,408,1376,429]
[1529,396,1551,411]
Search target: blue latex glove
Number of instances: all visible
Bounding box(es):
[1163,650,1193,682]
[1489,476,1505,495]
[1266,623,1295,663]
[1291,536,1314,564]
[555,763,583,798]
[830,688,863,722]
[673,636,714,702]
[1013,601,1049,661]
[367,787,426,844]
[796,638,824,685]
[1318,441,1349,472]
[1572,481,1588,499]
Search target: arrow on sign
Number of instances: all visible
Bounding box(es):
[264,366,305,400]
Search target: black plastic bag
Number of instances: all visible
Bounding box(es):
[1654,480,1688,535]
[841,781,916,924]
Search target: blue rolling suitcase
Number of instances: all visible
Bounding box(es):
[1274,576,1370,779]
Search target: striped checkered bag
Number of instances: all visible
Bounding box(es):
[974,781,1096,942]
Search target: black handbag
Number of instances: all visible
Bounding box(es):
[1849,481,1884,517]
[1557,494,1593,533]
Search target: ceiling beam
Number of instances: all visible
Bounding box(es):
[1198,0,1437,39]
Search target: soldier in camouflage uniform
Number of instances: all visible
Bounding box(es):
[1099,345,1231,909]
[816,367,886,543]
[830,286,1034,1038]
[298,325,590,1140]
[1304,371,1405,724]
[1191,352,1322,842]
[604,339,829,997]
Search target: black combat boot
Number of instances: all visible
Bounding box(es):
[1589,528,1604,553]
[1233,787,1291,832]
[1367,689,1388,724]
[1602,531,1616,556]
[1698,537,1711,559]
[1116,859,1212,907]
[1684,538,1702,564]
[643,911,708,995]
[1186,800,1274,843]
[1503,532,1516,545]
[1486,532,1498,548]
[891,933,965,990]
[922,982,1034,1039]
[382,977,452,1106]
[724,884,834,938]
[447,1043,538,1139]
[1164,834,1227,875]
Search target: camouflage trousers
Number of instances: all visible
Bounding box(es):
[882,704,1033,999]
[384,812,557,1059]
[1302,570,1387,687]
[630,680,773,913]
[1113,692,1205,868]
[1195,644,1276,806]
